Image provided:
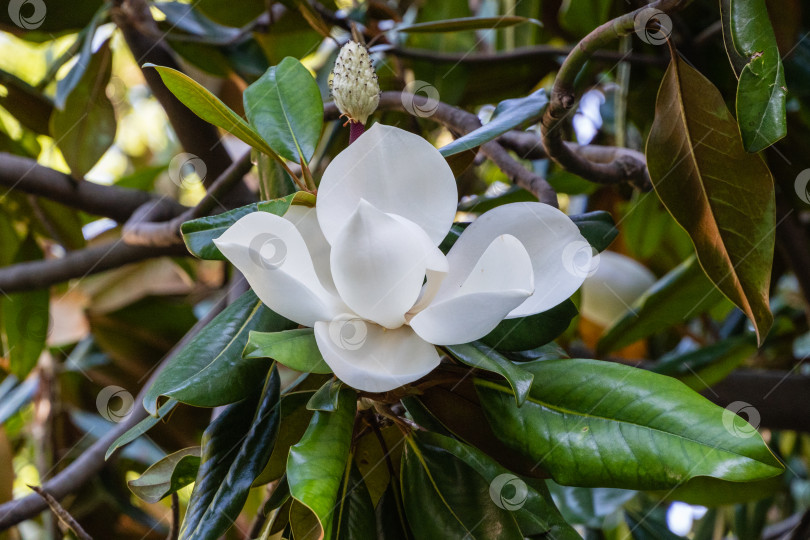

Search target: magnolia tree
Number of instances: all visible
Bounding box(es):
[0,0,808,538]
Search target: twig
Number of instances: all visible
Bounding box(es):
[27,485,93,540]
[0,291,232,529]
[540,0,691,189]
[122,151,254,247]
[167,493,179,540]
[0,152,177,222]
[0,242,189,294]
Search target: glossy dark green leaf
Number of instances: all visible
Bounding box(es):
[146,64,281,158]
[253,391,313,486]
[181,192,313,260]
[0,69,53,135]
[597,257,726,354]
[32,199,85,249]
[54,6,108,109]
[401,434,523,539]
[180,368,281,540]
[375,483,412,540]
[287,388,356,539]
[243,57,324,164]
[647,54,774,343]
[457,186,537,214]
[128,447,201,503]
[105,399,177,460]
[333,461,376,540]
[652,336,756,390]
[194,0,265,26]
[570,211,618,253]
[155,2,240,45]
[416,431,578,537]
[245,329,331,374]
[50,40,116,178]
[0,0,102,33]
[396,16,540,33]
[476,359,784,490]
[1,234,49,379]
[547,482,635,528]
[439,90,548,157]
[650,475,783,506]
[625,509,685,540]
[143,290,295,414]
[307,378,343,412]
[444,343,533,406]
[727,0,787,151]
[481,299,577,352]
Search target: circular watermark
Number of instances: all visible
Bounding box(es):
[561,240,600,278]
[16,305,51,342]
[634,8,672,46]
[489,473,528,511]
[8,0,46,30]
[106,76,128,107]
[401,80,440,118]
[168,153,207,189]
[722,401,761,438]
[794,169,810,204]
[96,386,134,423]
[248,233,288,270]
[328,314,368,351]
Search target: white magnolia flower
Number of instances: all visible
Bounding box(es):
[580,251,656,328]
[215,124,591,393]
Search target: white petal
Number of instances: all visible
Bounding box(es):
[314,318,440,392]
[214,212,345,327]
[283,205,337,294]
[580,251,656,327]
[330,200,442,329]
[410,234,533,345]
[445,202,591,318]
[317,124,457,246]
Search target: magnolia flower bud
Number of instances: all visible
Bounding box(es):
[330,41,380,125]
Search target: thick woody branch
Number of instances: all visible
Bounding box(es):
[541,0,690,188]
[325,92,558,205]
[0,242,189,294]
[0,152,179,222]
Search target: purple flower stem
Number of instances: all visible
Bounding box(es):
[349,122,365,144]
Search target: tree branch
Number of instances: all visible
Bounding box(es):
[0,241,189,294]
[0,291,232,530]
[0,152,178,222]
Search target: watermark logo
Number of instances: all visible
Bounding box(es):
[722,401,761,438]
[489,473,528,511]
[248,233,288,270]
[168,153,207,189]
[8,0,46,30]
[634,8,672,46]
[794,169,810,204]
[328,314,368,351]
[401,80,440,118]
[561,240,600,278]
[96,386,134,423]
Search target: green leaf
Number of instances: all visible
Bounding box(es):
[476,359,784,490]
[570,211,618,253]
[597,257,726,354]
[1,235,49,379]
[439,90,548,157]
[307,378,343,412]
[243,57,324,164]
[106,399,177,460]
[128,447,201,503]
[180,369,281,540]
[559,0,612,37]
[287,388,356,539]
[646,54,775,344]
[458,186,537,214]
[480,299,577,352]
[375,483,413,540]
[54,5,108,109]
[333,461,376,540]
[652,336,756,391]
[625,508,685,540]
[396,16,540,33]
[245,329,331,374]
[444,343,533,406]
[253,391,314,486]
[727,0,787,151]
[50,40,116,178]
[181,192,313,260]
[547,482,635,528]
[416,431,578,537]
[146,64,280,158]
[649,475,783,506]
[401,434,523,539]
[143,290,295,414]
[194,0,265,26]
